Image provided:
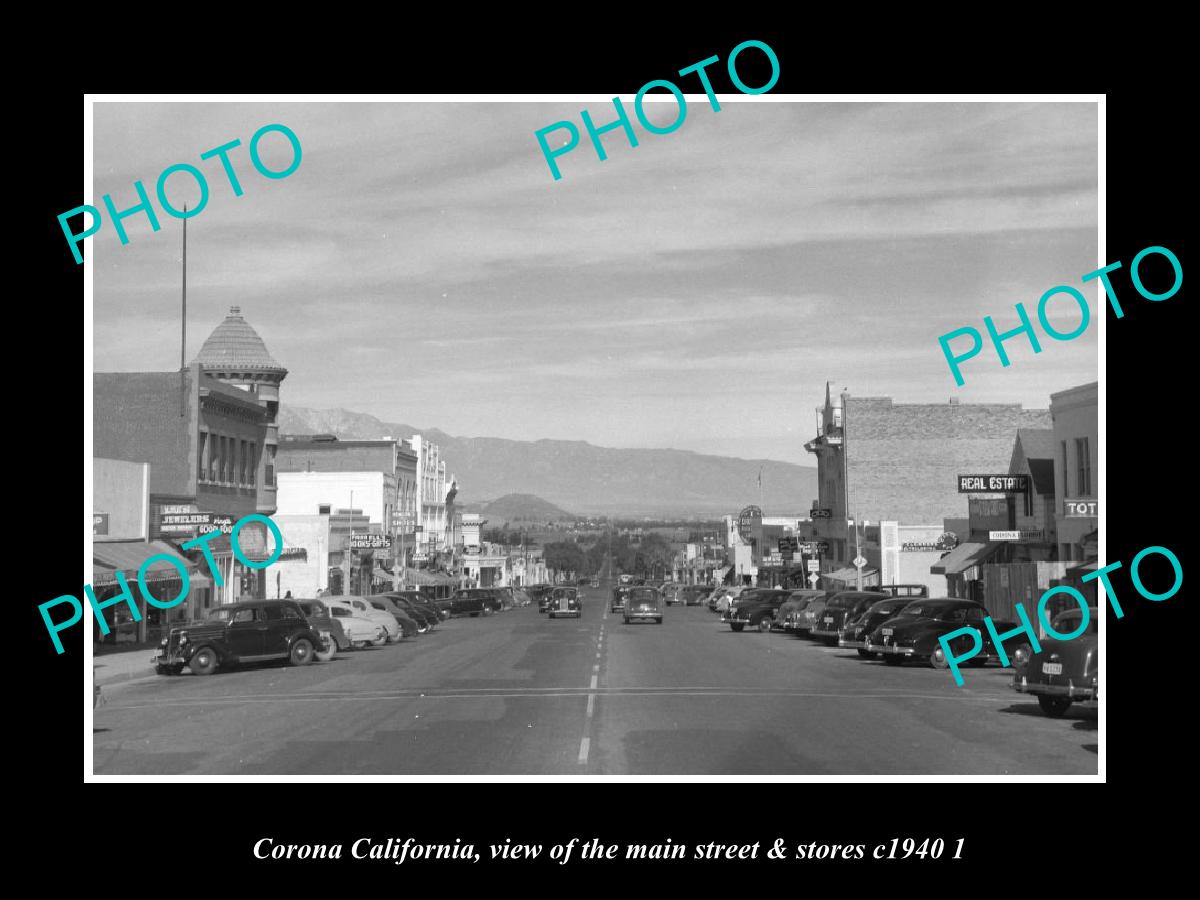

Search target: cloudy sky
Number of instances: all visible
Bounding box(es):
[91,100,1098,465]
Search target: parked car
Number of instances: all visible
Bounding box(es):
[382,592,439,630]
[327,596,403,643]
[152,599,328,676]
[878,584,930,600]
[297,599,347,661]
[797,593,834,637]
[1012,606,1098,716]
[496,588,516,610]
[444,589,489,618]
[838,595,918,658]
[611,586,631,613]
[623,586,664,624]
[865,598,1015,669]
[810,591,890,644]
[364,595,421,637]
[725,589,793,632]
[390,589,448,623]
[325,604,386,648]
[709,586,744,613]
[778,589,825,634]
[548,587,582,618]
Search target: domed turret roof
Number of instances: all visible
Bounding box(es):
[192,306,287,373]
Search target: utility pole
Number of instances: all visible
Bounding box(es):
[344,490,354,596]
[180,206,187,418]
[854,515,863,592]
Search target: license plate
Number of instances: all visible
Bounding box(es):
[823,617,834,624]
[1042,662,1063,675]
[882,628,893,636]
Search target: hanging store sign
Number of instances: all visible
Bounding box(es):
[197,515,235,536]
[901,532,959,553]
[810,508,832,518]
[958,474,1029,493]
[276,547,308,562]
[350,533,392,550]
[160,512,213,533]
[1064,499,1098,517]
[989,530,1043,542]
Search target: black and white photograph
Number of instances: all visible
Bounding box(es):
[77,94,1109,778]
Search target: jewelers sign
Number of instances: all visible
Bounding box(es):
[958,474,1029,493]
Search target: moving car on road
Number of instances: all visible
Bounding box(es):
[623,587,664,624]
[865,598,1015,669]
[152,599,328,676]
[810,591,889,644]
[443,589,490,618]
[725,589,793,633]
[549,587,582,619]
[838,595,917,658]
[1011,606,1098,717]
[611,585,632,613]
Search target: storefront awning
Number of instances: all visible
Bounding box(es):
[1065,560,1098,578]
[930,541,1002,575]
[93,540,201,587]
[397,567,456,586]
[822,566,878,585]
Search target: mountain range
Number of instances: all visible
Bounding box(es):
[278,405,817,516]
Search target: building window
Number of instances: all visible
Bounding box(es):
[1023,486,1033,518]
[197,431,208,482]
[1075,437,1091,495]
[319,504,331,515]
[248,441,257,487]
[1060,440,1069,498]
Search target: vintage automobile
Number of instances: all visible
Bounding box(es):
[725,589,793,632]
[590,578,600,588]
[810,591,890,644]
[327,596,403,643]
[709,586,744,613]
[878,584,930,600]
[364,595,421,636]
[389,589,448,623]
[443,589,489,618]
[381,592,439,630]
[838,595,918,658]
[548,587,582,618]
[327,604,386,648]
[661,584,682,605]
[865,598,1015,669]
[679,585,710,607]
[297,599,347,661]
[611,585,632,613]
[538,590,556,614]
[778,589,826,634]
[152,599,328,676]
[623,586,664,624]
[1011,606,1098,716]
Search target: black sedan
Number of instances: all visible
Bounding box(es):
[865,598,1014,670]
[839,595,920,658]
[809,591,889,645]
[1012,606,1098,716]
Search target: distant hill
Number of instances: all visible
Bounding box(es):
[279,405,818,517]
[462,493,574,523]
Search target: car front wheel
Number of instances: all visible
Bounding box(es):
[315,641,336,662]
[1038,695,1073,717]
[730,623,745,632]
[289,639,314,666]
[757,617,773,633]
[189,647,218,676]
[929,646,950,669]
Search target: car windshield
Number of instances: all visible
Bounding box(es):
[300,603,326,616]
[827,596,859,609]
[552,588,578,599]
[330,608,351,618]
[1052,609,1098,635]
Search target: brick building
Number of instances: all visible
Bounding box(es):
[804,384,1051,573]
[93,363,274,612]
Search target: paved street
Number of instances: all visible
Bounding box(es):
[94,581,1096,776]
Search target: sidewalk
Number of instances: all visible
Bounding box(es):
[94,645,160,688]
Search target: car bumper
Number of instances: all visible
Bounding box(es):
[838,637,867,649]
[549,611,581,618]
[876,643,918,656]
[1012,675,1097,700]
[810,626,840,638]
